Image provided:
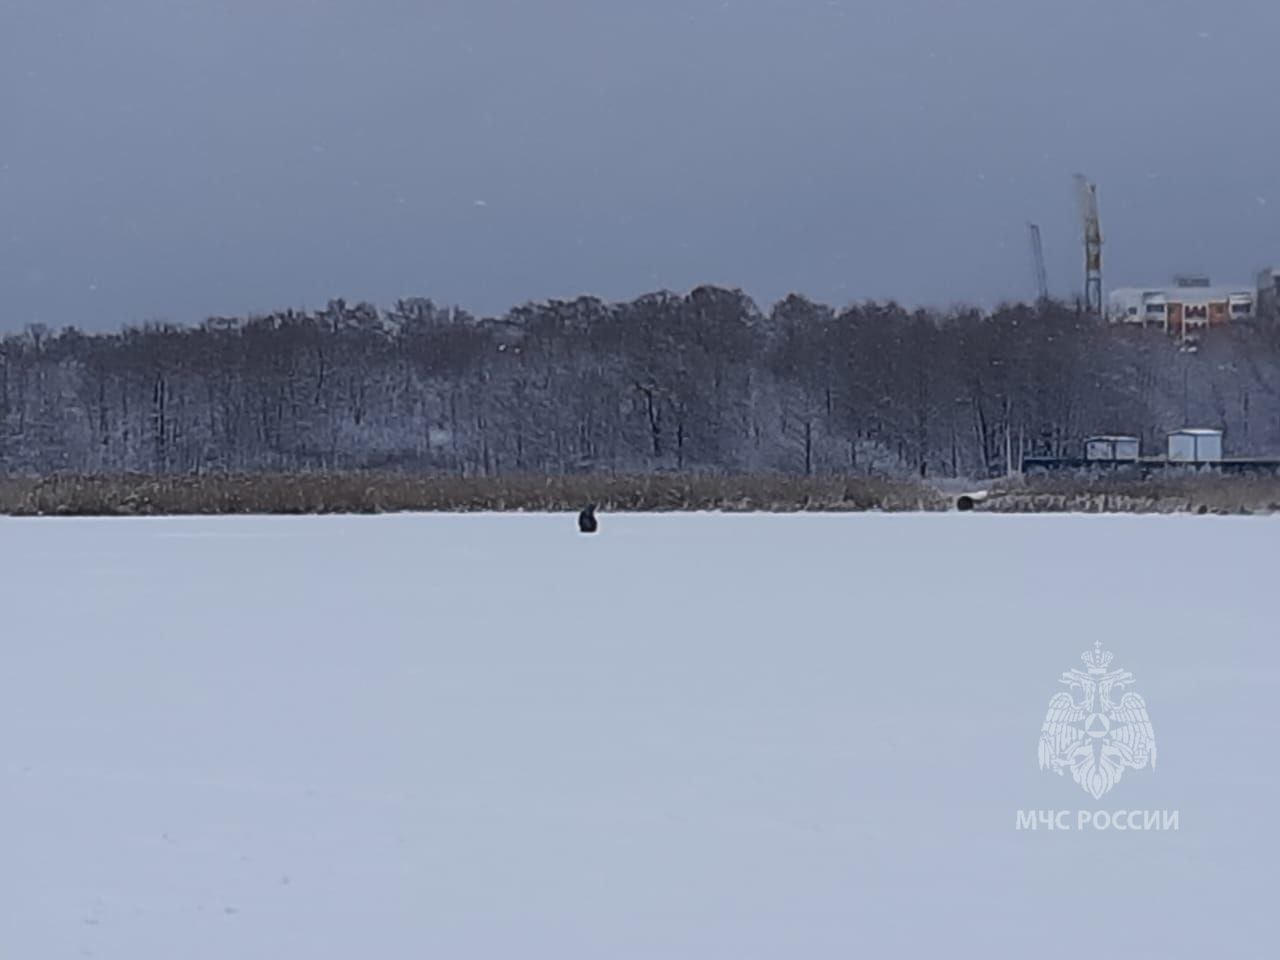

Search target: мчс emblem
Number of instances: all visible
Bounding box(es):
[1038,642,1157,800]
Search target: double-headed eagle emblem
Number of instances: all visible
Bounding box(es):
[1038,642,1157,799]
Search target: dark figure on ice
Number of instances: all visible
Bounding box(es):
[578,504,598,534]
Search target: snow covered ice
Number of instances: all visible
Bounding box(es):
[2,512,1279,958]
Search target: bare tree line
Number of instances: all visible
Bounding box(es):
[3,286,1280,478]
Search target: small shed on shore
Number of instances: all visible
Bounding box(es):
[1168,428,1223,463]
[1085,436,1140,462]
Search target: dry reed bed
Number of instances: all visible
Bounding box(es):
[976,474,1280,515]
[0,473,946,517]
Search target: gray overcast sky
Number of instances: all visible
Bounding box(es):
[1,0,1277,331]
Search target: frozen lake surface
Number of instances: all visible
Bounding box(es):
[2,512,1278,958]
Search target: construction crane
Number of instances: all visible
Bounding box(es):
[1074,174,1103,315]
[1028,223,1049,304]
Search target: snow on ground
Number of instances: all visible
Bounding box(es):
[2,512,1279,958]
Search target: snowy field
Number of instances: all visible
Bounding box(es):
[3,512,1279,959]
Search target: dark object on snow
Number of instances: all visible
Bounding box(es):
[578,504,598,534]
[956,491,989,512]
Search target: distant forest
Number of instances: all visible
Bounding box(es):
[4,288,1280,478]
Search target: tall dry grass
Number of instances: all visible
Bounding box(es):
[0,473,947,517]
[972,473,1280,515]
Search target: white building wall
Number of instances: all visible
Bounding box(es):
[1108,287,1255,326]
[1168,431,1223,463]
